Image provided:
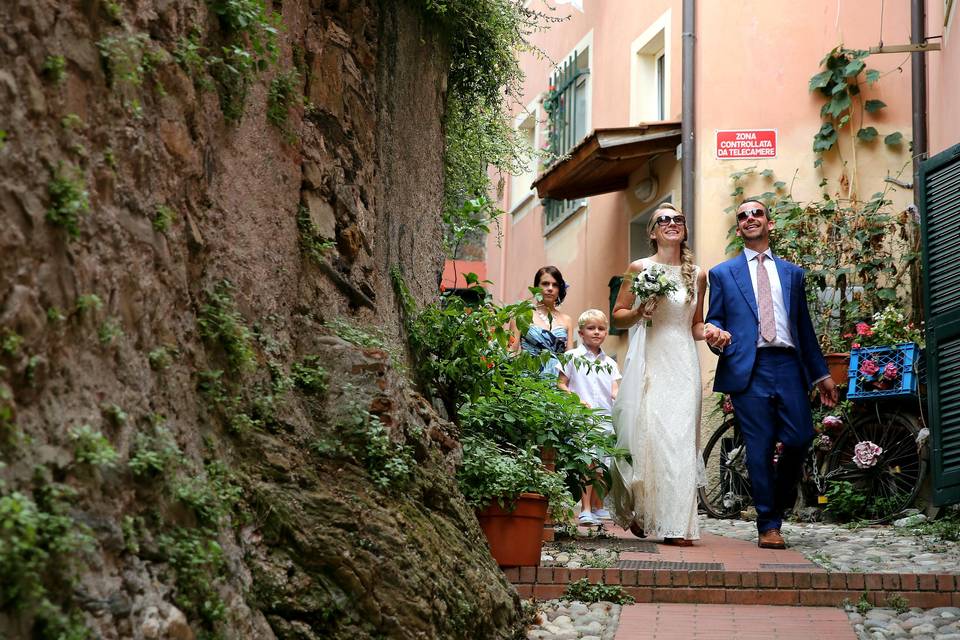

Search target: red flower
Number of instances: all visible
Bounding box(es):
[859,359,880,377]
[851,342,860,349]
[440,284,447,292]
[842,333,854,339]
[855,322,874,337]
[882,362,899,380]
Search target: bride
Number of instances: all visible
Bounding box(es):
[609,203,727,546]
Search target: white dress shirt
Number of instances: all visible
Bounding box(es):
[561,345,621,423]
[743,247,795,349]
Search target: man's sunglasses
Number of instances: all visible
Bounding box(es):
[736,208,767,222]
[655,214,686,227]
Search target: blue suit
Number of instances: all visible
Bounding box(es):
[706,253,829,533]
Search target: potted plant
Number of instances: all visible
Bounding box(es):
[458,435,574,566]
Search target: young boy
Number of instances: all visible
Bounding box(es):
[558,309,621,526]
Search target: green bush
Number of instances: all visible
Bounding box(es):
[68,424,119,468]
[266,68,300,132]
[128,425,182,477]
[290,356,327,395]
[563,578,635,605]
[41,55,67,83]
[158,527,226,629]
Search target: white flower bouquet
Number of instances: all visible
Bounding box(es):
[630,266,678,326]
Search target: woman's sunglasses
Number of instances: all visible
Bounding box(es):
[736,208,767,222]
[655,214,686,227]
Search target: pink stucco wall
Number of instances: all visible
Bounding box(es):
[487,1,919,377]
[928,1,960,156]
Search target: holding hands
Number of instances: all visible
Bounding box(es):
[703,323,732,350]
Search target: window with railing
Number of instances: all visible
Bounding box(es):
[542,46,590,232]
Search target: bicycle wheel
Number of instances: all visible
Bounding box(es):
[698,417,753,519]
[822,410,926,524]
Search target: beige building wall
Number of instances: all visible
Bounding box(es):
[488,1,917,389]
[928,0,960,155]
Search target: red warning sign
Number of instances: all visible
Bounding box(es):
[715,129,777,160]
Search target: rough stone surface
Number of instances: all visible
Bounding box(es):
[0,1,517,639]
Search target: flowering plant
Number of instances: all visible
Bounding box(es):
[858,357,899,390]
[853,440,883,469]
[630,266,679,326]
[847,306,923,349]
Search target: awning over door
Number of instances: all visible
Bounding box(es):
[532,121,681,201]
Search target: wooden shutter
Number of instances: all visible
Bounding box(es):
[920,142,960,506]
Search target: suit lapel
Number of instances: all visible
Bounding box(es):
[773,257,793,318]
[732,254,759,320]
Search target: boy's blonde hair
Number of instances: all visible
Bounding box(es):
[578,309,608,329]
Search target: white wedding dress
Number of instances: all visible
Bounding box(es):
[610,259,704,540]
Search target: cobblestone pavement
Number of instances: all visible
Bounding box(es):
[847,606,960,640]
[526,600,621,640]
[542,515,960,574]
[700,517,960,574]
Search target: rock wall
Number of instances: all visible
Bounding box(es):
[0,0,521,638]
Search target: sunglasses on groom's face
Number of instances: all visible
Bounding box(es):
[655,214,686,227]
[736,208,767,222]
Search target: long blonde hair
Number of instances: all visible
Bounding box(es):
[646,202,695,303]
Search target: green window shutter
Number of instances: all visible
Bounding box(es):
[920,142,960,506]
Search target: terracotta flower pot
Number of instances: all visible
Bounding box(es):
[476,492,548,567]
[825,352,850,387]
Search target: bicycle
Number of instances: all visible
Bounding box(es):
[698,394,928,524]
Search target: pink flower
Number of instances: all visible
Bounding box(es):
[822,415,843,430]
[853,440,883,469]
[859,359,880,377]
[882,362,899,380]
[855,322,874,337]
[722,397,734,414]
[851,342,861,349]
[816,434,833,451]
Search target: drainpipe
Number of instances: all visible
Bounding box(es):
[681,0,696,248]
[911,0,928,194]
[911,0,928,323]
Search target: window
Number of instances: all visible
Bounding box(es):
[510,112,537,211]
[630,12,671,124]
[543,40,591,232]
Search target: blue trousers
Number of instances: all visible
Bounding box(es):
[729,348,814,533]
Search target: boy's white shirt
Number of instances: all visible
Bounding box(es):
[561,344,621,416]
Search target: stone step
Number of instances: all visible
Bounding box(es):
[507,566,960,608]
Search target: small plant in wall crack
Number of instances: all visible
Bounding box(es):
[68,424,119,468]
[266,68,301,139]
[46,163,89,239]
[41,55,67,84]
[197,280,257,374]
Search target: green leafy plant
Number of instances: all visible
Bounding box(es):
[75,294,103,314]
[0,480,93,637]
[172,461,242,527]
[100,403,128,426]
[46,163,90,238]
[153,205,176,232]
[848,305,924,349]
[96,33,167,113]
[148,345,175,370]
[909,509,960,542]
[46,307,66,324]
[207,0,282,121]
[1,330,23,356]
[60,113,84,130]
[809,46,903,169]
[68,424,119,468]
[128,425,182,476]
[197,280,257,374]
[297,204,336,262]
[290,356,327,395]
[886,594,910,614]
[563,578,636,605]
[854,590,873,615]
[824,480,867,521]
[101,0,123,22]
[157,527,227,629]
[266,68,300,134]
[41,55,67,83]
[98,318,124,345]
[458,435,574,520]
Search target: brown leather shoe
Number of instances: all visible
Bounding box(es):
[662,537,695,547]
[758,529,786,549]
[629,521,646,538]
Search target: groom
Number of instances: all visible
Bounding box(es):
[704,199,837,549]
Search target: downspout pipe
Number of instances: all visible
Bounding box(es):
[911,0,928,196]
[681,0,696,248]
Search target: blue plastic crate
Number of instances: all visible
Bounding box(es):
[847,342,920,399]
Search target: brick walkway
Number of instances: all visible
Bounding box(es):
[614,603,856,639]
[616,531,821,572]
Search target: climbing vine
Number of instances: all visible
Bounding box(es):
[418,0,559,253]
[808,46,904,176]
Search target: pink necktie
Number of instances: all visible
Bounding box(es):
[756,254,777,342]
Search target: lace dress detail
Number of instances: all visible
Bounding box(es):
[609,260,704,539]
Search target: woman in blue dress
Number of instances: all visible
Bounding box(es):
[511,266,575,377]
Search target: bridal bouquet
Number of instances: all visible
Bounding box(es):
[630,266,678,326]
